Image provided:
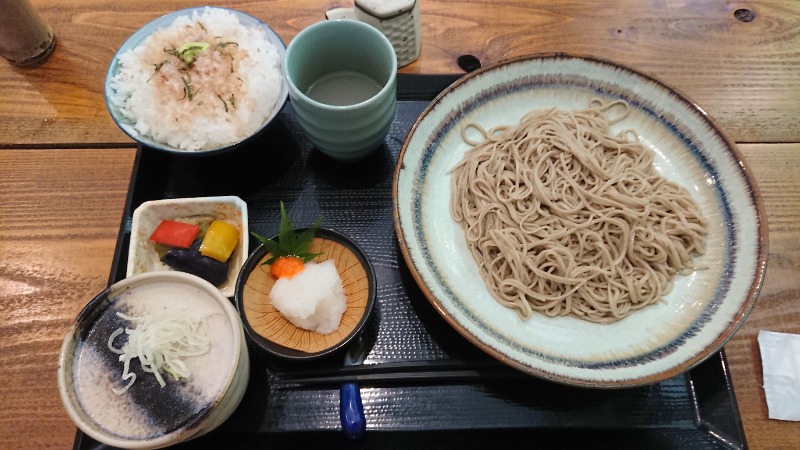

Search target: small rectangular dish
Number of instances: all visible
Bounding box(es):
[127,195,249,297]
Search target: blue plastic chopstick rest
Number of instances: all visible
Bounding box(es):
[339,382,366,440]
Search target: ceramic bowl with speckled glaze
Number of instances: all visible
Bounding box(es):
[105,7,287,155]
[393,53,767,388]
[58,271,249,449]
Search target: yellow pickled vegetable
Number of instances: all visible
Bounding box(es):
[199,220,239,262]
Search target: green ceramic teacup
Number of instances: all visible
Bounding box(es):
[284,20,397,161]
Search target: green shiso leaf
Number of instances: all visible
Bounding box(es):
[294,216,322,256]
[251,202,324,266]
[276,202,295,252]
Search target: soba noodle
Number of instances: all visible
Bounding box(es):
[449,100,707,324]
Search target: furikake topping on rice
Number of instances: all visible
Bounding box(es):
[109,7,283,151]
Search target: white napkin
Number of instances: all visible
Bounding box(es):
[758,330,800,421]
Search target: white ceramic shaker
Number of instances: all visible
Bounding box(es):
[326,0,421,67]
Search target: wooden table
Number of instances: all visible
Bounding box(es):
[1,1,798,448]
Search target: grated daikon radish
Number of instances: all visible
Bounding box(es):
[269,259,347,334]
[107,312,210,395]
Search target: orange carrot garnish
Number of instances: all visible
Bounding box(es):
[269,256,305,279]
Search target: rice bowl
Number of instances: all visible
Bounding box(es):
[105,7,287,154]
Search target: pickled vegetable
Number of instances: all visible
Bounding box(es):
[162,240,230,286]
[149,220,200,248]
[199,220,239,263]
[173,214,214,238]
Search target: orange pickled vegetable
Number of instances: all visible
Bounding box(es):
[199,220,239,262]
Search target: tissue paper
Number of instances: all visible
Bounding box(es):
[758,330,800,421]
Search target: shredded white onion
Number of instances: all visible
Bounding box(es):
[106,312,210,395]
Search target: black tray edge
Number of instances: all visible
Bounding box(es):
[79,73,747,450]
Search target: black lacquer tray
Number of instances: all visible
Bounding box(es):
[75,75,747,450]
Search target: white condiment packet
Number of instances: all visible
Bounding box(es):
[758,330,800,421]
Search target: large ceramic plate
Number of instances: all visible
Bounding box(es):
[393,54,767,388]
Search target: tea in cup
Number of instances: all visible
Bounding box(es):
[284,20,397,161]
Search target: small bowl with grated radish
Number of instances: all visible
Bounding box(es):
[105,7,288,155]
[57,271,250,449]
[235,227,377,361]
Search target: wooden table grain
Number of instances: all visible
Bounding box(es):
[1,1,798,449]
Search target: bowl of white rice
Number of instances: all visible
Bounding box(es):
[105,7,287,155]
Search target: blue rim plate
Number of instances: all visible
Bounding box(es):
[392,53,767,388]
[104,7,288,156]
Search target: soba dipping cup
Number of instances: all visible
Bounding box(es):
[284,20,397,161]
